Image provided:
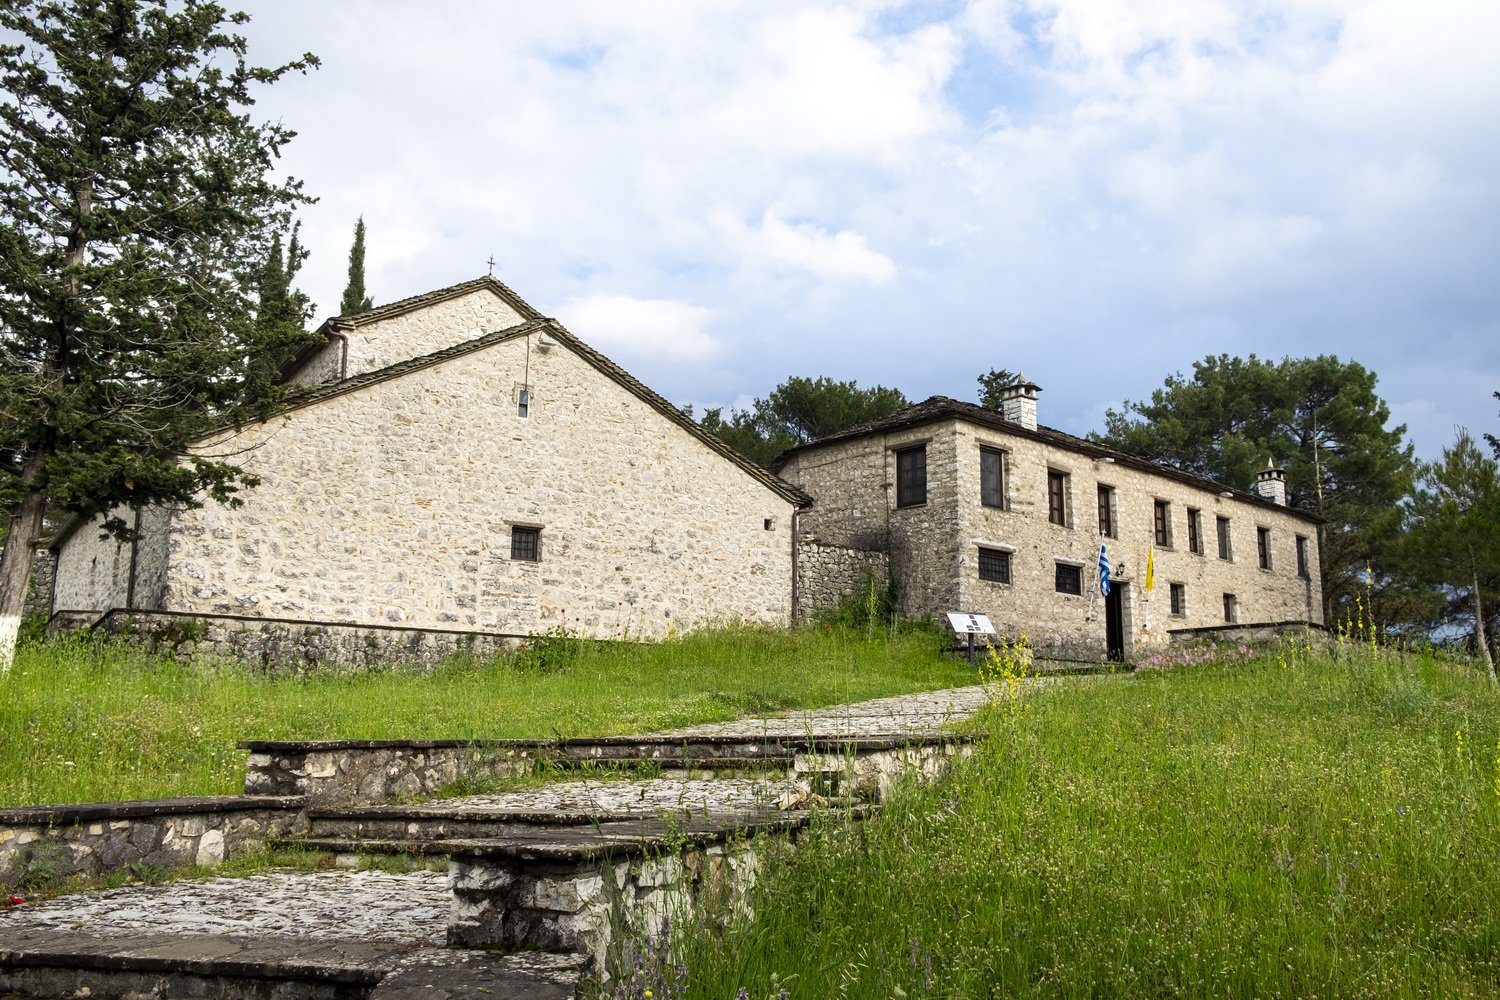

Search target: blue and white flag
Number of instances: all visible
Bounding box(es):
[1098,544,1111,596]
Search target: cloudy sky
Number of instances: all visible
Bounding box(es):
[237,0,1499,462]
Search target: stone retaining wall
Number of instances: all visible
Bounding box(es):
[54,609,526,673]
[1167,620,1327,647]
[795,539,889,621]
[243,741,536,806]
[0,797,304,890]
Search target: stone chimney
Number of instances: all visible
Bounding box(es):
[996,378,1041,431]
[1251,459,1288,506]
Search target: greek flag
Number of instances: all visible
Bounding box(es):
[1098,544,1111,596]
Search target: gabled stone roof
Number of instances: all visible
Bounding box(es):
[773,394,1319,522]
[322,275,543,330]
[269,318,810,507]
[280,277,545,381]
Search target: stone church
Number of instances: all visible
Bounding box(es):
[46,278,1323,666]
[48,278,807,662]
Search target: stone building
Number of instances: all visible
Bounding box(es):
[774,384,1323,661]
[48,278,806,660]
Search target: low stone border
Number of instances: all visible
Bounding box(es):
[0,796,305,890]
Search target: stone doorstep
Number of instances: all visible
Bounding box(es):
[0,927,585,999]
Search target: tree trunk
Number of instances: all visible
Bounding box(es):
[0,454,48,673]
[1472,566,1496,683]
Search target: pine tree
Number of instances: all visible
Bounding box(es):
[0,0,319,669]
[340,216,373,315]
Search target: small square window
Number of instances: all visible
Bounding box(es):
[510,526,540,561]
[1170,583,1186,617]
[896,446,927,508]
[978,547,1011,583]
[1055,563,1082,595]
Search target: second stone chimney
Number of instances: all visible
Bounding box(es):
[1251,460,1288,506]
[996,379,1042,431]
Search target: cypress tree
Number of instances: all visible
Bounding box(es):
[340,216,373,315]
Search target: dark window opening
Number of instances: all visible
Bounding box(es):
[1048,470,1069,526]
[980,447,1005,508]
[896,446,927,508]
[978,547,1011,583]
[1097,485,1115,538]
[1187,508,1203,554]
[1154,500,1172,547]
[510,526,540,561]
[1055,563,1082,595]
[1223,593,1238,623]
[1257,526,1272,570]
[1296,535,1310,578]
[517,387,530,418]
[1170,583,1186,616]
[1217,516,1232,560]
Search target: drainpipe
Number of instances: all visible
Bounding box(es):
[332,331,350,380]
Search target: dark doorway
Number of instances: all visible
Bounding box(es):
[1105,586,1125,661]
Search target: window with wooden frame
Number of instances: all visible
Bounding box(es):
[1055,562,1082,595]
[1153,499,1172,547]
[1097,485,1116,538]
[980,447,1006,509]
[510,525,540,561]
[1170,582,1186,616]
[1187,507,1204,554]
[977,547,1011,583]
[1047,470,1070,527]
[1217,516,1233,560]
[896,446,927,508]
[1257,526,1272,570]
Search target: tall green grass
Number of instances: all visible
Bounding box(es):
[681,644,1500,998]
[1,624,970,806]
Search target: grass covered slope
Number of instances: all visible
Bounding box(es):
[1,624,971,806]
[690,645,1500,998]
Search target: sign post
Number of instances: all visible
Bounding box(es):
[946,612,996,664]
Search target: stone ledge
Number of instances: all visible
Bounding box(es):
[0,796,305,826]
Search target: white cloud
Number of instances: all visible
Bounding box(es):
[710,206,898,285]
[555,295,721,362]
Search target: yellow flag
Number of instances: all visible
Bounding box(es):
[1145,547,1155,592]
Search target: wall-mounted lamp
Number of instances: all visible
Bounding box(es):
[1218,491,1234,498]
[536,333,558,351]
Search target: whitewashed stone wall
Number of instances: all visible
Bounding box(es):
[148,330,795,640]
[780,416,1323,660]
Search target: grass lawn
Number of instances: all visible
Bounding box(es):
[671,641,1500,999]
[0,623,973,806]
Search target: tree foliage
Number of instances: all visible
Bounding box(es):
[1400,428,1500,679]
[694,376,909,468]
[0,0,318,667]
[339,215,372,315]
[1095,355,1416,625]
[976,368,1020,409]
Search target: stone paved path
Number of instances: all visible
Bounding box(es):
[1,683,993,992]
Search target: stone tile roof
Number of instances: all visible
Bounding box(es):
[274,318,810,507]
[773,394,1319,522]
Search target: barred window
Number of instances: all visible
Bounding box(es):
[978,547,1011,583]
[1170,583,1186,616]
[1055,562,1082,595]
[510,526,540,561]
[896,446,927,508]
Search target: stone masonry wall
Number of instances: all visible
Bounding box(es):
[794,540,889,620]
[51,516,134,616]
[152,330,795,640]
[338,288,525,382]
[22,549,54,619]
[0,798,303,890]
